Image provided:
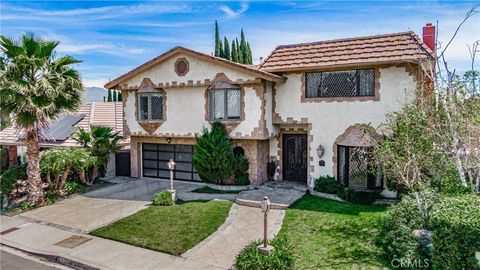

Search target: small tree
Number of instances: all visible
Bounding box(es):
[73,125,124,184]
[223,37,231,61]
[40,147,95,193]
[117,91,122,101]
[192,122,235,184]
[107,89,112,102]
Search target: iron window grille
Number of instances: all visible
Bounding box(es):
[306,69,375,98]
[337,145,382,189]
[208,89,241,120]
[138,93,163,121]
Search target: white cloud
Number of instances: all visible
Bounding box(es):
[1,3,195,21]
[219,3,249,19]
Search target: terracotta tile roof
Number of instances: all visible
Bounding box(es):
[105,46,285,89]
[259,31,435,73]
[0,102,128,148]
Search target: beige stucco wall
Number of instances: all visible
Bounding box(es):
[272,66,417,187]
[122,53,256,88]
[124,86,264,138]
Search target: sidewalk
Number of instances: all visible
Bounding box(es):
[182,204,285,269]
[0,215,224,270]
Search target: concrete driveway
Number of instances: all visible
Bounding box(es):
[19,178,204,233]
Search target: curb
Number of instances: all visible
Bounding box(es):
[0,242,100,270]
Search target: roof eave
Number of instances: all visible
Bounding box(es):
[105,47,285,89]
[260,58,433,73]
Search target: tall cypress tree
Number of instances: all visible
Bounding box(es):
[246,42,253,64]
[240,29,248,64]
[117,91,123,102]
[113,90,118,102]
[107,89,112,102]
[231,39,237,63]
[236,38,243,64]
[214,20,221,57]
[223,37,230,61]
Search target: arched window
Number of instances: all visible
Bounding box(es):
[233,146,245,157]
[137,78,164,121]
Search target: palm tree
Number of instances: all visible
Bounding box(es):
[73,126,124,184]
[0,33,83,205]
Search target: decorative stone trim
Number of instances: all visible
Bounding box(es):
[138,121,163,135]
[174,57,189,76]
[332,123,381,178]
[300,67,381,103]
[205,183,253,191]
[118,78,263,91]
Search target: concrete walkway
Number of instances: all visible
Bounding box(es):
[19,178,207,233]
[183,204,285,269]
[0,215,223,270]
[236,181,306,209]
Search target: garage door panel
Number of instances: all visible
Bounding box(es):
[143,160,158,169]
[176,153,192,162]
[175,162,192,171]
[142,143,199,182]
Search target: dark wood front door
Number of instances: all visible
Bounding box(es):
[282,134,308,182]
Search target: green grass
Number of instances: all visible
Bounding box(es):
[90,200,232,255]
[277,194,388,270]
[191,186,243,194]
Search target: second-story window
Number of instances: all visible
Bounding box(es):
[306,69,375,98]
[208,89,241,120]
[138,93,163,121]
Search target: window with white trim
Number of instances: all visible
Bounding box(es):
[208,89,240,120]
[138,93,163,121]
[306,69,375,98]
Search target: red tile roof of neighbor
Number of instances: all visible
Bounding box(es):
[258,31,435,73]
[0,102,127,148]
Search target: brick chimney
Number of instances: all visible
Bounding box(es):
[422,23,436,51]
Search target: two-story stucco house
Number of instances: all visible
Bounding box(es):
[105,24,436,192]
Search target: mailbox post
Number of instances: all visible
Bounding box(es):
[257,196,274,255]
[167,159,176,201]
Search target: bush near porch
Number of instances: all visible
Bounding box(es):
[193,122,249,185]
[90,200,233,255]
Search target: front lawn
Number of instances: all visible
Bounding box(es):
[277,194,387,269]
[90,200,232,255]
[191,186,243,194]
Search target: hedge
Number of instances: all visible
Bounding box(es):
[430,195,480,269]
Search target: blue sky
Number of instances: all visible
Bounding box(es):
[1,1,479,87]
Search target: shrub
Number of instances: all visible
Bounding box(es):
[0,164,27,206]
[236,235,294,270]
[234,155,250,185]
[193,122,235,185]
[375,195,432,269]
[152,191,174,206]
[0,148,8,171]
[339,188,380,205]
[63,181,86,195]
[430,195,480,269]
[314,176,343,194]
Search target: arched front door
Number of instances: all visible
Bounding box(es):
[282,134,307,182]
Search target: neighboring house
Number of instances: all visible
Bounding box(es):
[104,24,436,192]
[0,102,128,176]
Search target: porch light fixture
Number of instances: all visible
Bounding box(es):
[167,137,172,144]
[316,145,325,159]
[258,197,274,255]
